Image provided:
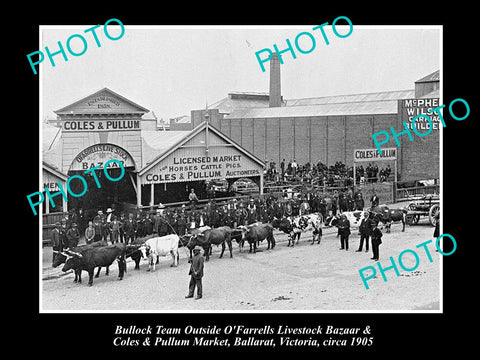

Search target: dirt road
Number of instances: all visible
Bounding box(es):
[41,219,440,312]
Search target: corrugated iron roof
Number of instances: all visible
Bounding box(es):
[415,70,440,83]
[421,89,439,98]
[141,130,191,166]
[208,96,273,114]
[225,99,399,119]
[285,89,415,107]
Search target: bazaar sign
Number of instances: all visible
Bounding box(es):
[70,144,135,171]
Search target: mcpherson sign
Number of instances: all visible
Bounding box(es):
[144,154,261,184]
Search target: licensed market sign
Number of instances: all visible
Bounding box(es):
[143,150,262,184]
[70,144,135,171]
[62,119,141,132]
[354,148,397,162]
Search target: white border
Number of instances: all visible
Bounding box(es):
[38,24,443,314]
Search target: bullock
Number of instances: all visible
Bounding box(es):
[53,240,108,281]
[272,217,300,246]
[125,234,158,270]
[370,205,407,233]
[231,228,245,252]
[239,223,275,253]
[187,226,233,261]
[325,211,368,230]
[235,222,263,252]
[291,213,323,245]
[139,234,180,271]
[61,242,126,286]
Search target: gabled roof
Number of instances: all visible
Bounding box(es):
[54,87,150,115]
[43,161,68,181]
[415,70,440,83]
[139,121,265,175]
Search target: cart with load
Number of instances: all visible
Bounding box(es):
[405,194,440,226]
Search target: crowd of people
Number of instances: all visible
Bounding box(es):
[49,188,387,299]
[265,159,393,186]
[50,185,379,256]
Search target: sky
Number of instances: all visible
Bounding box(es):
[40,25,441,121]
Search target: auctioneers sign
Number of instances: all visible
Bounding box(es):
[143,147,262,184]
[353,148,397,162]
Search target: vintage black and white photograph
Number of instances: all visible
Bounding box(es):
[38,24,442,312]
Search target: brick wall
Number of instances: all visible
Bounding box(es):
[219,109,439,182]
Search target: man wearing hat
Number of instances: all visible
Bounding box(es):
[123,213,137,244]
[357,212,372,253]
[186,245,204,300]
[66,222,80,249]
[84,221,96,244]
[105,208,114,242]
[370,220,383,261]
[154,204,170,236]
[337,214,351,250]
[93,210,104,242]
[51,222,62,265]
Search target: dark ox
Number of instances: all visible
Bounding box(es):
[239,223,275,253]
[125,234,159,270]
[370,205,407,233]
[187,226,232,261]
[53,240,108,281]
[62,242,126,286]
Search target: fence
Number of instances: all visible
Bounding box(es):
[395,184,440,202]
[42,211,67,245]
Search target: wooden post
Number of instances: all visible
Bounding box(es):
[136,173,141,208]
[150,183,154,206]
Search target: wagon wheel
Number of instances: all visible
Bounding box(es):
[428,204,440,226]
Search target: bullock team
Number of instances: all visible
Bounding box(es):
[50,188,407,287]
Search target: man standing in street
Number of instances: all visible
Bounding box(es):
[84,221,96,244]
[186,245,204,300]
[357,212,371,253]
[51,222,62,265]
[337,214,351,250]
[371,220,383,261]
[66,222,80,249]
[123,213,137,244]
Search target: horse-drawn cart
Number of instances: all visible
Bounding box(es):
[405,194,440,226]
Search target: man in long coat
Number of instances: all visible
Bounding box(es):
[185,246,204,300]
[357,212,371,252]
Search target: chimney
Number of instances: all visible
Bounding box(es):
[269,52,281,107]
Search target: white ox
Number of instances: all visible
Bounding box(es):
[290,213,324,246]
[139,234,180,272]
[326,211,368,230]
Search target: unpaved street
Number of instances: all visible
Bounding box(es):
[41,220,440,312]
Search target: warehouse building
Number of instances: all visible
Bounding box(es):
[180,53,440,184]
[42,88,264,215]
